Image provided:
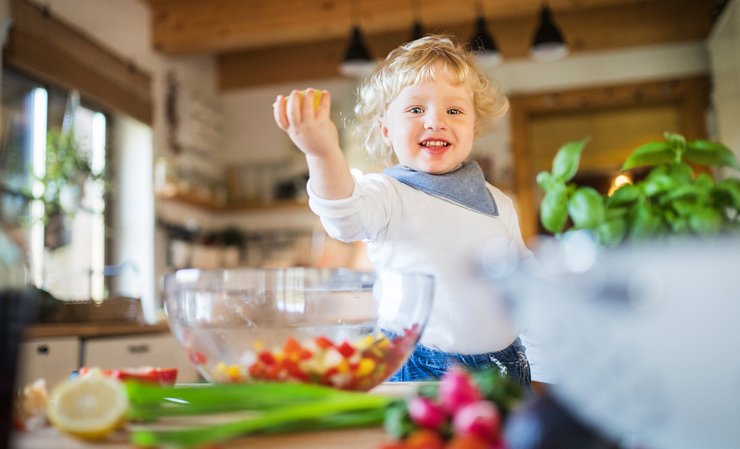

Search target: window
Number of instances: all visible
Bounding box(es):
[1,70,110,301]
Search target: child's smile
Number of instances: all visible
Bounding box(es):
[380,68,476,175]
[419,138,451,155]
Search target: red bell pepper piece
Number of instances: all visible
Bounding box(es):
[79,366,178,385]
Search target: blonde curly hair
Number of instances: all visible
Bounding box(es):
[354,35,509,166]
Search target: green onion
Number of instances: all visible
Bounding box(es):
[126,381,394,448]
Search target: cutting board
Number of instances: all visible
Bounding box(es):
[14,426,388,449]
[12,383,419,449]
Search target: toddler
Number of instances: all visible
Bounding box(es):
[273,35,534,386]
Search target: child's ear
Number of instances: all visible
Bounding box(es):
[377,119,392,147]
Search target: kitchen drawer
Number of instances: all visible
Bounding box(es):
[82,333,200,383]
[18,337,80,389]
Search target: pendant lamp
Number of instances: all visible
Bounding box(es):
[469,1,502,67]
[339,0,375,78]
[409,21,424,41]
[408,0,424,41]
[530,5,569,62]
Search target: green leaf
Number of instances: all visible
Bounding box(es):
[605,206,629,219]
[598,217,627,247]
[568,187,605,229]
[665,132,687,153]
[622,141,674,170]
[540,183,569,234]
[607,184,640,207]
[536,171,556,191]
[666,162,694,184]
[663,184,700,202]
[671,198,697,217]
[694,173,715,190]
[670,217,690,234]
[383,400,416,440]
[714,178,740,209]
[470,367,524,418]
[551,138,589,182]
[629,206,665,240]
[686,140,740,169]
[642,172,677,197]
[689,207,723,236]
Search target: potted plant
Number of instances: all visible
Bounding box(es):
[1,91,104,249]
[491,135,740,448]
[536,132,740,245]
[39,127,103,249]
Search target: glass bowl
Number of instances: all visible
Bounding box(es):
[164,268,434,391]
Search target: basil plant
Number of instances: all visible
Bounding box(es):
[537,133,740,246]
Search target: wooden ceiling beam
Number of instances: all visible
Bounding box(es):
[218,0,713,90]
[145,0,667,56]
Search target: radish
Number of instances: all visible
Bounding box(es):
[407,396,446,429]
[439,367,482,414]
[452,400,501,442]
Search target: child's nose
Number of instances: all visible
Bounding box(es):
[424,110,447,130]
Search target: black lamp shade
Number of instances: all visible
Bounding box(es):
[409,21,424,41]
[530,5,569,62]
[343,26,372,62]
[339,26,375,77]
[470,16,502,67]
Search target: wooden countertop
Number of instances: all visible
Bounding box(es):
[13,383,418,449]
[24,321,171,339]
[14,425,390,449]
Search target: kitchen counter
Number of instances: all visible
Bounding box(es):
[14,426,389,449]
[12,383,417,449]
[24,322,171,339]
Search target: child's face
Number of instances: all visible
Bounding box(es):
[379,69,476,174]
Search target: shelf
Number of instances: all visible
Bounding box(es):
[156,190,308,213]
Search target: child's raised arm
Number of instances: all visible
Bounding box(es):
[273,88,354,200]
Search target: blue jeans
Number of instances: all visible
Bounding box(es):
[388,338,531,387]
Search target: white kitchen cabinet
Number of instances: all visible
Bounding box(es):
[18,337,79,389]
[82,333,200,383]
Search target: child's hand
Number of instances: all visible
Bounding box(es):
[273,88,340,159]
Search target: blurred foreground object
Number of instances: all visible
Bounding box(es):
[1,227,37,446]
[13,379,48,431]
[486,234,740,449]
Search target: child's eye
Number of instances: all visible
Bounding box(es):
[408,106,423,114]
[447,108,462,115]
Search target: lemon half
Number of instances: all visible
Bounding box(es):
[46,370,129,440]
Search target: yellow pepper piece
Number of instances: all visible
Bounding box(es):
[376,336,389,349]
[355,358,376,377]
[356,335,375,351]
[226,365,242,380]
[337,360,350,374]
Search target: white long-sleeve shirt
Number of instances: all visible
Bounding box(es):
[308,172,534,354]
